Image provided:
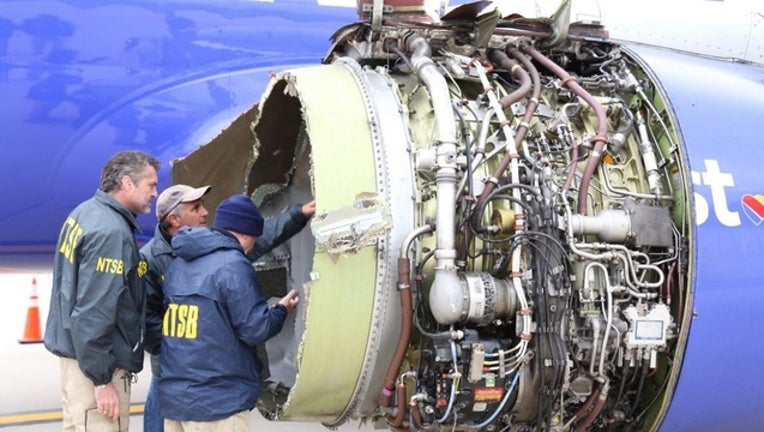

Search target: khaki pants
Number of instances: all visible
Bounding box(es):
[165,410,250,432]
[60,357,131,432]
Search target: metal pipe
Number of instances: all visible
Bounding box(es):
[457,107,495,196]
[574,380,610,432]
[587,262,614,378]
[380,224,433,414]
[486,49,531,109]
[523,45,609,215]
[406,35,462,325]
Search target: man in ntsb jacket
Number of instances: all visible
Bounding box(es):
[140,183,211,432]
[44,150,160,431]
[158,194,306,431]
[141,185,314,432]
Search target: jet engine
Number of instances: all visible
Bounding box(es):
[193,5,694,431]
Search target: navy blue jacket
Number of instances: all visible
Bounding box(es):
[141,204,309,375]
[158,227,288,421]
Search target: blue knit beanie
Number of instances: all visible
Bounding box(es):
[213,194,264,237]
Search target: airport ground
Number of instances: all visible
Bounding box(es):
[0,273,368,431]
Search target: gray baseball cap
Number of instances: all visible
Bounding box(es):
[156,184,211,221]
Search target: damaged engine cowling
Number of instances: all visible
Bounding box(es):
[244,10,692,432]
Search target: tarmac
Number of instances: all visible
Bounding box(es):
[0,273,369,431]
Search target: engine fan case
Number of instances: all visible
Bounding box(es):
[251,60,417,425]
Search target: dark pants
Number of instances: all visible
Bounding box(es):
[144,374,164,432]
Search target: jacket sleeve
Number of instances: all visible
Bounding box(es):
[69,229,128,385]
[223,259,288,347]
[141,250,162,356]
[249,203,310,261]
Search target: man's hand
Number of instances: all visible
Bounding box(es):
[279,290,300,312]
[94,382,120,420]
[301,200,316,217]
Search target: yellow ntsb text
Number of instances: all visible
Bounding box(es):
[163,304,199,339]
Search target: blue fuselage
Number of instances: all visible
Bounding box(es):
[2,2,764,430]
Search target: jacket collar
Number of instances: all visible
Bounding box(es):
[94,189,140,231]
[150,224,174,256]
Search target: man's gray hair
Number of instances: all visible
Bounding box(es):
[100,150,161,193]
[159,204,185,229]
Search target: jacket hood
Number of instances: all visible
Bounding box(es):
[171,227,243,261]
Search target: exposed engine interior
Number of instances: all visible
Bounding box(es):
[239,6,693,432]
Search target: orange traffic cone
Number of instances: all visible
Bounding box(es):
[18,277,43,344]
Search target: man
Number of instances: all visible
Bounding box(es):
[140,184,212,432]
[44,150,160,431]
[158,194,303,431]
[144,190,315,432]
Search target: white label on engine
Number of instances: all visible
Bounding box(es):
[472,402,488,412]
[635,320,664,340]
[468,282,486,319]
[623,304,672,348]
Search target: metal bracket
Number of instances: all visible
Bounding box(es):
[371,0,384,34]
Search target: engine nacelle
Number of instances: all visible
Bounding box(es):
[193,8,698,432]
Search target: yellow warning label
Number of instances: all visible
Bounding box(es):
[474,387,504,402]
